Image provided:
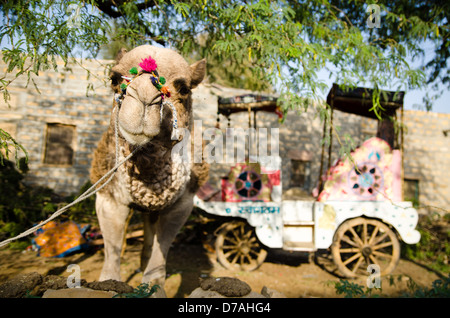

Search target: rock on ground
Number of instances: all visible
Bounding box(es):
[188,287,266,298]
[188,276,285,298]
[85,279,134,294]
[0,272,43,298]
[200,277,252,297]
[42,287,116,298]
[0,272,285,298]
[0,272,134,298]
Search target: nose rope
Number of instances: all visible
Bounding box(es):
[163,100,179,140]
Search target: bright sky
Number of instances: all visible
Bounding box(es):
[314,39,449,114]
[315,69,450,114]
[404,88,449,114]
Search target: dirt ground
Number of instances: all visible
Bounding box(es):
[0,238,444,298]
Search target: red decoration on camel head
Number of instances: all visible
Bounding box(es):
[139,56,158,73]
[138,56,171,98]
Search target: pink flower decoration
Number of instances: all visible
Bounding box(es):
[139,56,157,72]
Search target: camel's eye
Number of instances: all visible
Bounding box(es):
[173,78,190,96]
[110,71,122,87]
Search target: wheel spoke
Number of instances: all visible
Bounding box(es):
[368,225,380,245]
[225,236,238,245]
[248,242,260,250]
[246,238,259,248]
[249,243,260,250]
[239,224,245,237]
[232,228,242,242]
[230,252,240,265]
[223,251,239,264]
[239,254,245,266]
[369,254,378,265]
[372,241,393,250]
[248,237,260,247]
[341,235,359,247]
[349,227,364,246]
[372,232,388,246]
[224,250,238,259]
[372,250,393,259]
[343,252,362,266]
[243,231,253,240]
[351,255,365,273]
[339,247,360,253]
[362,222,368,245]
[244,254,254,264]
[248,249,260,257]
[222,245,239,250]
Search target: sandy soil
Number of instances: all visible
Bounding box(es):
[0,238,443,298]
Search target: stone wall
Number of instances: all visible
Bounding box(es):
[0,57,113,195]
[402,110,450,213]
[1,57,448,213]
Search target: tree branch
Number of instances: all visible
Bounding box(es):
[95,0,167,46]
[95,0,123,18]
[95,0,162,18]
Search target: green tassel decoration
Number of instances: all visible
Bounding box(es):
[159,76,166,84]
[129,67,138,75]
[120,83,127,90]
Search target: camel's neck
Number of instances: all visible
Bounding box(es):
[113,126,192,211]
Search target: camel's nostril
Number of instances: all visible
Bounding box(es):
[143,103,162,138]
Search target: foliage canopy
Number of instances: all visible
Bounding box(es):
[1,0,448,100]
[0,0,448,163]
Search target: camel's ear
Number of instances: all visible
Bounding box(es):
[190,59,206,89]
[115,48,128,63]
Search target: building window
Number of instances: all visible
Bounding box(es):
[287,149,312,190]
[403,179,419,207]
[43,123,75,166]
[290,159,311,190]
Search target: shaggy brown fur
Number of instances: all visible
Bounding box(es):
[89,45,208,290]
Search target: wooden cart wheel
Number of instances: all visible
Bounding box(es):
[331,217,400,278]
[215,221,267,271]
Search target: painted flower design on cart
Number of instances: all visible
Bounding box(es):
[348,162,384,198]
[234,170,262,198]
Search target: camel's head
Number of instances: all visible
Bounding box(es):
[110,45,206,146]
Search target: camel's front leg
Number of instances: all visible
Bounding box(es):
[96,191,131,281]
[141,191,194,288]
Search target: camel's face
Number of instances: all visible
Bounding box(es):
[110,45,205,146]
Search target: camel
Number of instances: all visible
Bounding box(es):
[90,45,209,291]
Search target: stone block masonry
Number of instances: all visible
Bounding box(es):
[0,56,114,195]
[402,110,450,214]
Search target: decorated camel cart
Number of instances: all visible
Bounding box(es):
[193,84,421,278]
